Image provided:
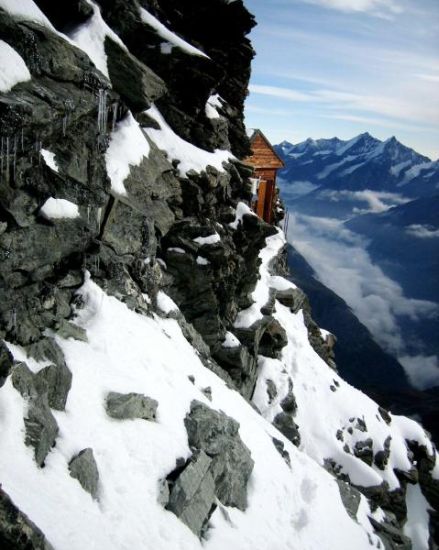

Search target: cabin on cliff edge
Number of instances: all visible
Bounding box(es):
[244,129,284,224]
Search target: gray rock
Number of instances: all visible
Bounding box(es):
[185,400,254,511]
[214,344,257,399]
[272,437,291,467]
[369,517,411,550]
[105,37,166,112]
[35,362,72,411]
[280,378,297,414]
[276,287,307,312]
[0,340,13,387]
[336,480,361,520]
[0,487,55,549]
[273,412,301,447]
[354,438,374,466]
[105,392,158,421]
[266,379,278,404]
[26,338,66,367]
[11,362,41,400]
[56,320,88,342]
[68,448,99,499]
[374,436,392,471]
[163,401,254,538]
[166,451,216,537]
[10,362,59,466]
[258,318,288,359]
[24,396,59,468]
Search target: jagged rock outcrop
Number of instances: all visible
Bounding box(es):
[0,488,54,550]
[162,400,254,537]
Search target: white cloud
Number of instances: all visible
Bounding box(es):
[300,0,403,16]
[249,84,311,102]
[245,105,294,117]
[320,189,410,213]
[399,355,439,390]
[415,73,439,83]
[248,84,439,127]
[406,224,439,238]
[278,179,320,199]
[286,213,438,362]
[320,113,428,133]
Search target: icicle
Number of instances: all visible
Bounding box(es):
[5,136,10,183]
[1,137,4,179]
[96,207,102,232]
[87,206,90,223]
[111,101,119,131]
[97,89,108,135]
[13,136,17,180]
[21,128,24,152]
[63,114,68,136]
[11,308,17,331]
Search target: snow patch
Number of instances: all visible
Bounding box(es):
[41,149,59,173]
[105,112,150,196]
[404,484,432,549]
[205,94,222,119]
[0,40,31,92]
[139,7,209,58]
[234,230,286,328]
[196,256,210,266]
[222,332,240,348]
[156,291,179,315]
[69,0,127,78]
[144,105,233,177]
[40,198,80,220]
[193,233,221,245]
[229,202,255,230]
[0,0,53,28]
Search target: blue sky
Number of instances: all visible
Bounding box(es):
[243,0,439,159]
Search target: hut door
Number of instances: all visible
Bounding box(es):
[264,180,275,224]
[257,180,267,219]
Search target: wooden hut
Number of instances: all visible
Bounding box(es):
[244,129,284,224]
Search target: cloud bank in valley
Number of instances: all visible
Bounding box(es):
[318,189,410,214]
[286,213,439,388]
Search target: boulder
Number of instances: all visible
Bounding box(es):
[273,412,300,447]
[105,392,158,421]
[164,400,254,538]
[35,362,72,411]
[336,480,361,520]
[166,451,216,538]
[24,397,59,468]
[68,448,99,499]
[258,318,288,359]
[272,437,291,467]
[185,401,254,510]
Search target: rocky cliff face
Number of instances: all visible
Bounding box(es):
[0,1,438,549]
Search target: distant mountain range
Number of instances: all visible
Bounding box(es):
[276,133,439,199]
[275,133,439,399]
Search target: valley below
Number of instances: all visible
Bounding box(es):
[277,133,439,435]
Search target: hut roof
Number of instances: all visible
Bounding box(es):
[245,129,284,169]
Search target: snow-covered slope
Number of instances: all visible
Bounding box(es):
[2,230,437,549]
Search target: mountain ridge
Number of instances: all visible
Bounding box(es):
[276,132,438,197]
